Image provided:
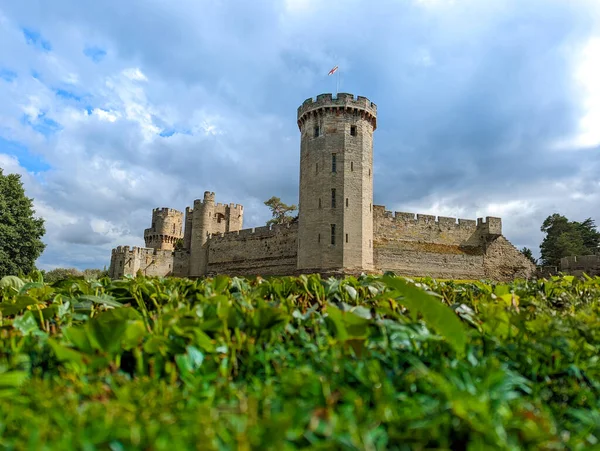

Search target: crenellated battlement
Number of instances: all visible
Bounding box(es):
[152,207,182,216]
[376,208,483,231]
[297,92,377,130]
[111,245,174,257]
[207,222,298,242]
[214,202,244,210]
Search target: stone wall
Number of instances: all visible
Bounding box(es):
[560,255,600,277]
[205,223,298,276]
[372,206,535,281]
[482,236,536,281]
[109,246,175,278]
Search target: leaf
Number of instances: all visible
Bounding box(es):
[0,371,28,388]
[78,294,123,308]
[382,275,467,355]
[325,303,370,341]
[0,275,25,292]
[344,285,358,301]
[12,311,43,336]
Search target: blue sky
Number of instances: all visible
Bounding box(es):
[0,0,599,270]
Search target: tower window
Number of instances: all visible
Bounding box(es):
[314,126,320,138]
[318,198,322,209]
[346,233,349,243]
[316,163,318,173]
[331,224,336,245]
[152,222,156,230]
[350,125,357,136]
[370,203,372,212]
[346,198,349,207]
[351,162,354,171]
[369,169,371,177]
[332,153,337,173]
[318,233,321,243]
[331,189,336,208]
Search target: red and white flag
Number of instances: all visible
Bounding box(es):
[328,65,339,76]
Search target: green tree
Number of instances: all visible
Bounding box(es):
[539,213,600,267]
[520,247,537,265]
[264,196,297,226]
[0,168,46,277]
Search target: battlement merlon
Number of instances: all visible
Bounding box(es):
[151,207,184,218]
[297,93,377,130]
[374,207,501,233]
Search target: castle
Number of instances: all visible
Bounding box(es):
[109,93,535,281]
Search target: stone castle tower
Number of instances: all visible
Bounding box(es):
[296,93,377,273]
[143,208,184,251]
[188,191,244,277]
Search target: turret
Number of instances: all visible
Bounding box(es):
[188,191,245,277]
[189,191,214,276]
[296,93,377,272]
[143,208,184,251]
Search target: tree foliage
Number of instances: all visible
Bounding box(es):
[43,267,109,283]
[539,213,600,267]
[520,247,537,265]
[0,168,46,277]
[264,196,297,226]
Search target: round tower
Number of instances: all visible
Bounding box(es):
[189,191,214,277]
[296,93,377,272]
[144,208,184,251]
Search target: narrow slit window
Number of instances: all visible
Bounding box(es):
[369,168,371,177]
[350,125,357,136]
[346,233,349,243]
[370,203,372,212]
[314,126,320,137]
[331,188,336,208]
[346,198,349,207]
[316,163,318,173]
[331,224,336,245]
[318,198,322,209]
[332,153,337,173]
[318,233,321,243]
[351,161,354,171]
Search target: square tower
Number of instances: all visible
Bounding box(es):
[296,93,377,273]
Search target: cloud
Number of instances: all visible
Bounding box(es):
[0,0,599,270]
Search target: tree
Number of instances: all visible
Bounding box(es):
[520,247,537,265]
[0,168,45,277]
[264,196,297,226]
[539,213,600,267]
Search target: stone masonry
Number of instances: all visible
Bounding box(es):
[109,93,536,281]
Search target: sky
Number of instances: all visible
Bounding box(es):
[1,0,600,270]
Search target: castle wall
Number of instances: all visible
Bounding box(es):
[173,251,190,277]
[483,236,537,281]
[372,207,515,280]
[374,241,485,279]
[206,223,298,276]
[560,255,600,277]
[109,246,175,278]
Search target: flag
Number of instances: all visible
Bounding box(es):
[328,65,339,76]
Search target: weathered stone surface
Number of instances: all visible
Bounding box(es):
[560,255,600,277]
[109,93,535,282]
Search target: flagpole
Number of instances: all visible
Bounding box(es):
[336,68,339,95]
